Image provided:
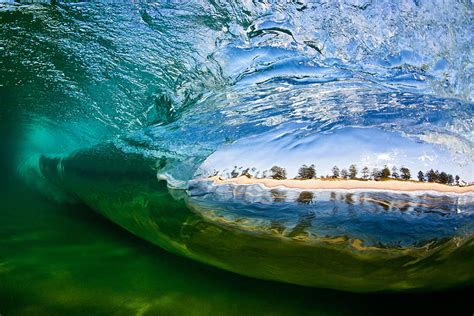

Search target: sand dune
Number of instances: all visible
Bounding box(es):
[208,176,473,194]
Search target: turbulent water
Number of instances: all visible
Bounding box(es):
[1,0,474,302]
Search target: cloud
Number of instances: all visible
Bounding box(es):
[376,153,394,161]
[417,154,434,162]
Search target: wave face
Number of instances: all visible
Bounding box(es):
[2,1,474,291]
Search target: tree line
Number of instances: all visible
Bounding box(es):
[224,164,464,186]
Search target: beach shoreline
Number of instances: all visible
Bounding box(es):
[207,176,474,194]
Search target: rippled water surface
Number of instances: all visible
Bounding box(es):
[1,0,474,313]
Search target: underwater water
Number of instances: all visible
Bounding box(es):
[1,0,474,313]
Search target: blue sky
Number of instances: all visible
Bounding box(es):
[198,124,473,181]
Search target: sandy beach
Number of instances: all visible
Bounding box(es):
[209,176,474,194]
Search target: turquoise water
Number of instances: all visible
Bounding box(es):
[1,0,474,313]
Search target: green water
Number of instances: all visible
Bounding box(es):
[0,126,472,314]
[1,178,473,315]
[1,1,474,314]
[32,146,474,293]
[0,120,472,315]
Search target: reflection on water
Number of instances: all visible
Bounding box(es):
[271,189,287,203]
[286,210,316,239]
[189,181,474,248]
[21,147,474,293]
[1,176,473,315]
[296,191,315,204]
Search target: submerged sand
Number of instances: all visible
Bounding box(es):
[208,176,473,194]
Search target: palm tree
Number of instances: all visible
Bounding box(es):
[455,175,460,185]
[417,171,424,182]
